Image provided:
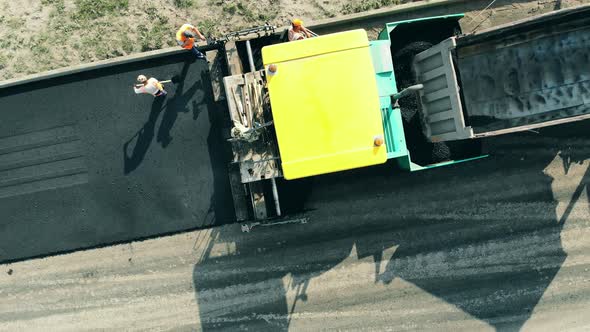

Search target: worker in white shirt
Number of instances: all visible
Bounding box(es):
[133,75,167,97]
[288,19,312,41]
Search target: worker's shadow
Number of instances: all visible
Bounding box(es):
[157,61,206,148]
[124,60,207,174]
[123,97,165,174]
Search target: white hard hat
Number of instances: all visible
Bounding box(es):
[137,74,147,83]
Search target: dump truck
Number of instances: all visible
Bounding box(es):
[214,5,590,230]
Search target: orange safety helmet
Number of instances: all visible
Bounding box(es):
[292,18,303,27]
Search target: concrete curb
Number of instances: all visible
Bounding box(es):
[0,0,467,90]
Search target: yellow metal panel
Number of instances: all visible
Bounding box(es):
[262,29,370,65]
[263,30,387,180]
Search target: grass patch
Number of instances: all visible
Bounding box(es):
[222,0,278,22]
[52,21,81,34]
[0,54,7,70]
[121,32,136,54]
[341,0,401,15]
[222,3,237,15]
[78,23,113,59]
[312,0,336,18]
[47,0,66,17]
[14,62,29,74]
[6,17,25,30]
[237,2,256,22]
[30,33,52,58]
[139,7,171,51]
[173,0,194,8]
[0,32,16,49]
[73,0,129,20]
[144,6,159,20]
[199,18,219,37]
[140,24,170,52]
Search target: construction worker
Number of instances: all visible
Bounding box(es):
[133,75,167,97]
[288,19,312,41]
[176,23,207,59]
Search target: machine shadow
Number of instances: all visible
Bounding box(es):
[192,127,585,330]
[379,125,590,329]
[193,230,291,331]
[377,169,566,330]
[202,65,236,227]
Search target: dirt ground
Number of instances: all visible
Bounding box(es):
[0,0,416,81]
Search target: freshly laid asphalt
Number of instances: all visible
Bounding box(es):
[0,51,234,263]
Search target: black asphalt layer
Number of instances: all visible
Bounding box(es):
[0,52,234,263]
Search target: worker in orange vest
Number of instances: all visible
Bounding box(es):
[176,23,207,59]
